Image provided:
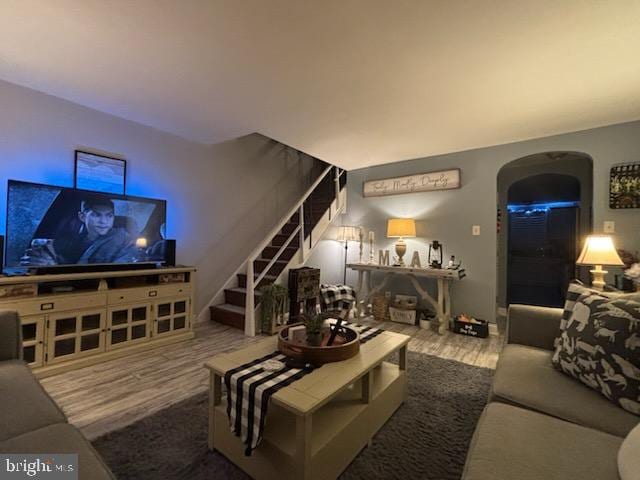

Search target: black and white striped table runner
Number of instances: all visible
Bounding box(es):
[224,323,384,455]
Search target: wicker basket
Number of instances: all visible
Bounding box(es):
[371,294,390,322]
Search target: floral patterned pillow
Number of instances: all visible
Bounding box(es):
[552,293,640,415]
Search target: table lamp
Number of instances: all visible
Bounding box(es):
[337,225,360,284]
[576,235,624,291]
[387,218,416,267]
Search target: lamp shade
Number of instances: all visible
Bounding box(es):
[576,235,624,266]
[387,218,416,238]
[337,225,360,242]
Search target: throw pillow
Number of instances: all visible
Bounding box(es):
[618,423,640,480]
[552,293,640,416]
[560,281,615,331]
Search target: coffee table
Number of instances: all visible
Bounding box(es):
[205,329,410,480]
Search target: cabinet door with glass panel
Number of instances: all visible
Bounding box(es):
[46,310,105,364]
[21,315,45,368]
[153,297,190,338]
[107,303,151,350]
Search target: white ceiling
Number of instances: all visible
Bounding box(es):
[1,0,640,170]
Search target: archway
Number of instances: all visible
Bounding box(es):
[496,152,593,324]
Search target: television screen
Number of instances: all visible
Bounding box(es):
[5,181,167,269]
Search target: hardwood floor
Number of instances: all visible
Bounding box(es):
[40,319,503,441]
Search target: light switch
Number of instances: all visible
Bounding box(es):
[603,221,615,234]
[472,225,481,236]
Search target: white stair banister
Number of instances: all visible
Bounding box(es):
[245,259,255,336]
[242,165,334,336]
[299,204,305,263]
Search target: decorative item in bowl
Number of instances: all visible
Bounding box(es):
[278,312,360,366]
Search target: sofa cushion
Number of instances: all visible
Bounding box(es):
[552,293,640,416]
[0,423,114,479]
[0,360,66,442]
[491,344,639,437]
[618,423,640,480]
[462,403,623,480]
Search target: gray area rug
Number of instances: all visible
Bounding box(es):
[93,352,493,480]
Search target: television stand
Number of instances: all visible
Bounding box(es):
[0,266,195,378]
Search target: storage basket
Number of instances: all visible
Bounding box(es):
[389,306,416,325]
[371,294,390,322]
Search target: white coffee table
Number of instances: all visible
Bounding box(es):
[205,329,410,480]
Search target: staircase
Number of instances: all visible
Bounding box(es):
[210,165,347,334]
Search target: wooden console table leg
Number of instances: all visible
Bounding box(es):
[355,270,364,318]
[295,414,312,480]
[208,371,222,451]
[436,278,447,335]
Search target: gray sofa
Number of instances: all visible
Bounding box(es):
[0,310,114,479]
[462,304,639,480]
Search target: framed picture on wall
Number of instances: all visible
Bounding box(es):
[74,150,127,195]
[609,162,640,209]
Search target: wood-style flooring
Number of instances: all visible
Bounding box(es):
[40,319,503,440]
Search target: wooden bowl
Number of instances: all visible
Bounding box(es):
[277,323,360,365]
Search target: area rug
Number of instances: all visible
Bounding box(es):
[93,352,494,480]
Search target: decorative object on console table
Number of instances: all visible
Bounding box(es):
[609,162,640,209]
[378,249,390,266]
[576,235,624,291]
[288,267,320,324]
[428,240,443,269]
[410,251,422,268]
[368,230,375,263]
[453,314,489,338]
[387,218,416,266]
[363,168,461,198]
[358,227,365,263]
[337,225,360,284]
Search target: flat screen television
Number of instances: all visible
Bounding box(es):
[5,180,167,271]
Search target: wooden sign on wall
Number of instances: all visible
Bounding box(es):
[363,168,461,198]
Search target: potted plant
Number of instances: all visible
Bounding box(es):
[303,311,329,347]
[259,284,289,334]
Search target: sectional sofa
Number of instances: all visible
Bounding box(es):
[0,310,114,479]
[462,304,639,480]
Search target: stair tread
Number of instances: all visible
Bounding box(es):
[226,287,262,295]
[211,304,246,315]
[257,258,289,264]
[239,273,278,279]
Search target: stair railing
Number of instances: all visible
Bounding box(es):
[244,164,340,336]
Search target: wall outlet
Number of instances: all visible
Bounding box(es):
[603,221,615,233]
[472,225,481,236]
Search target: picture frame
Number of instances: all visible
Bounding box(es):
[363,168,461,198]
[609,162,640,209]
[74,150,127,195]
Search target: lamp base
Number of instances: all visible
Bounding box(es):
[590,265,608,291]
[395,239,407,266]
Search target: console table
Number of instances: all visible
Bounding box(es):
[347,263,466,334]
[206,330,410,480]
[0,266,196,377]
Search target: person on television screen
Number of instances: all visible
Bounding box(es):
[22,196,139,265]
